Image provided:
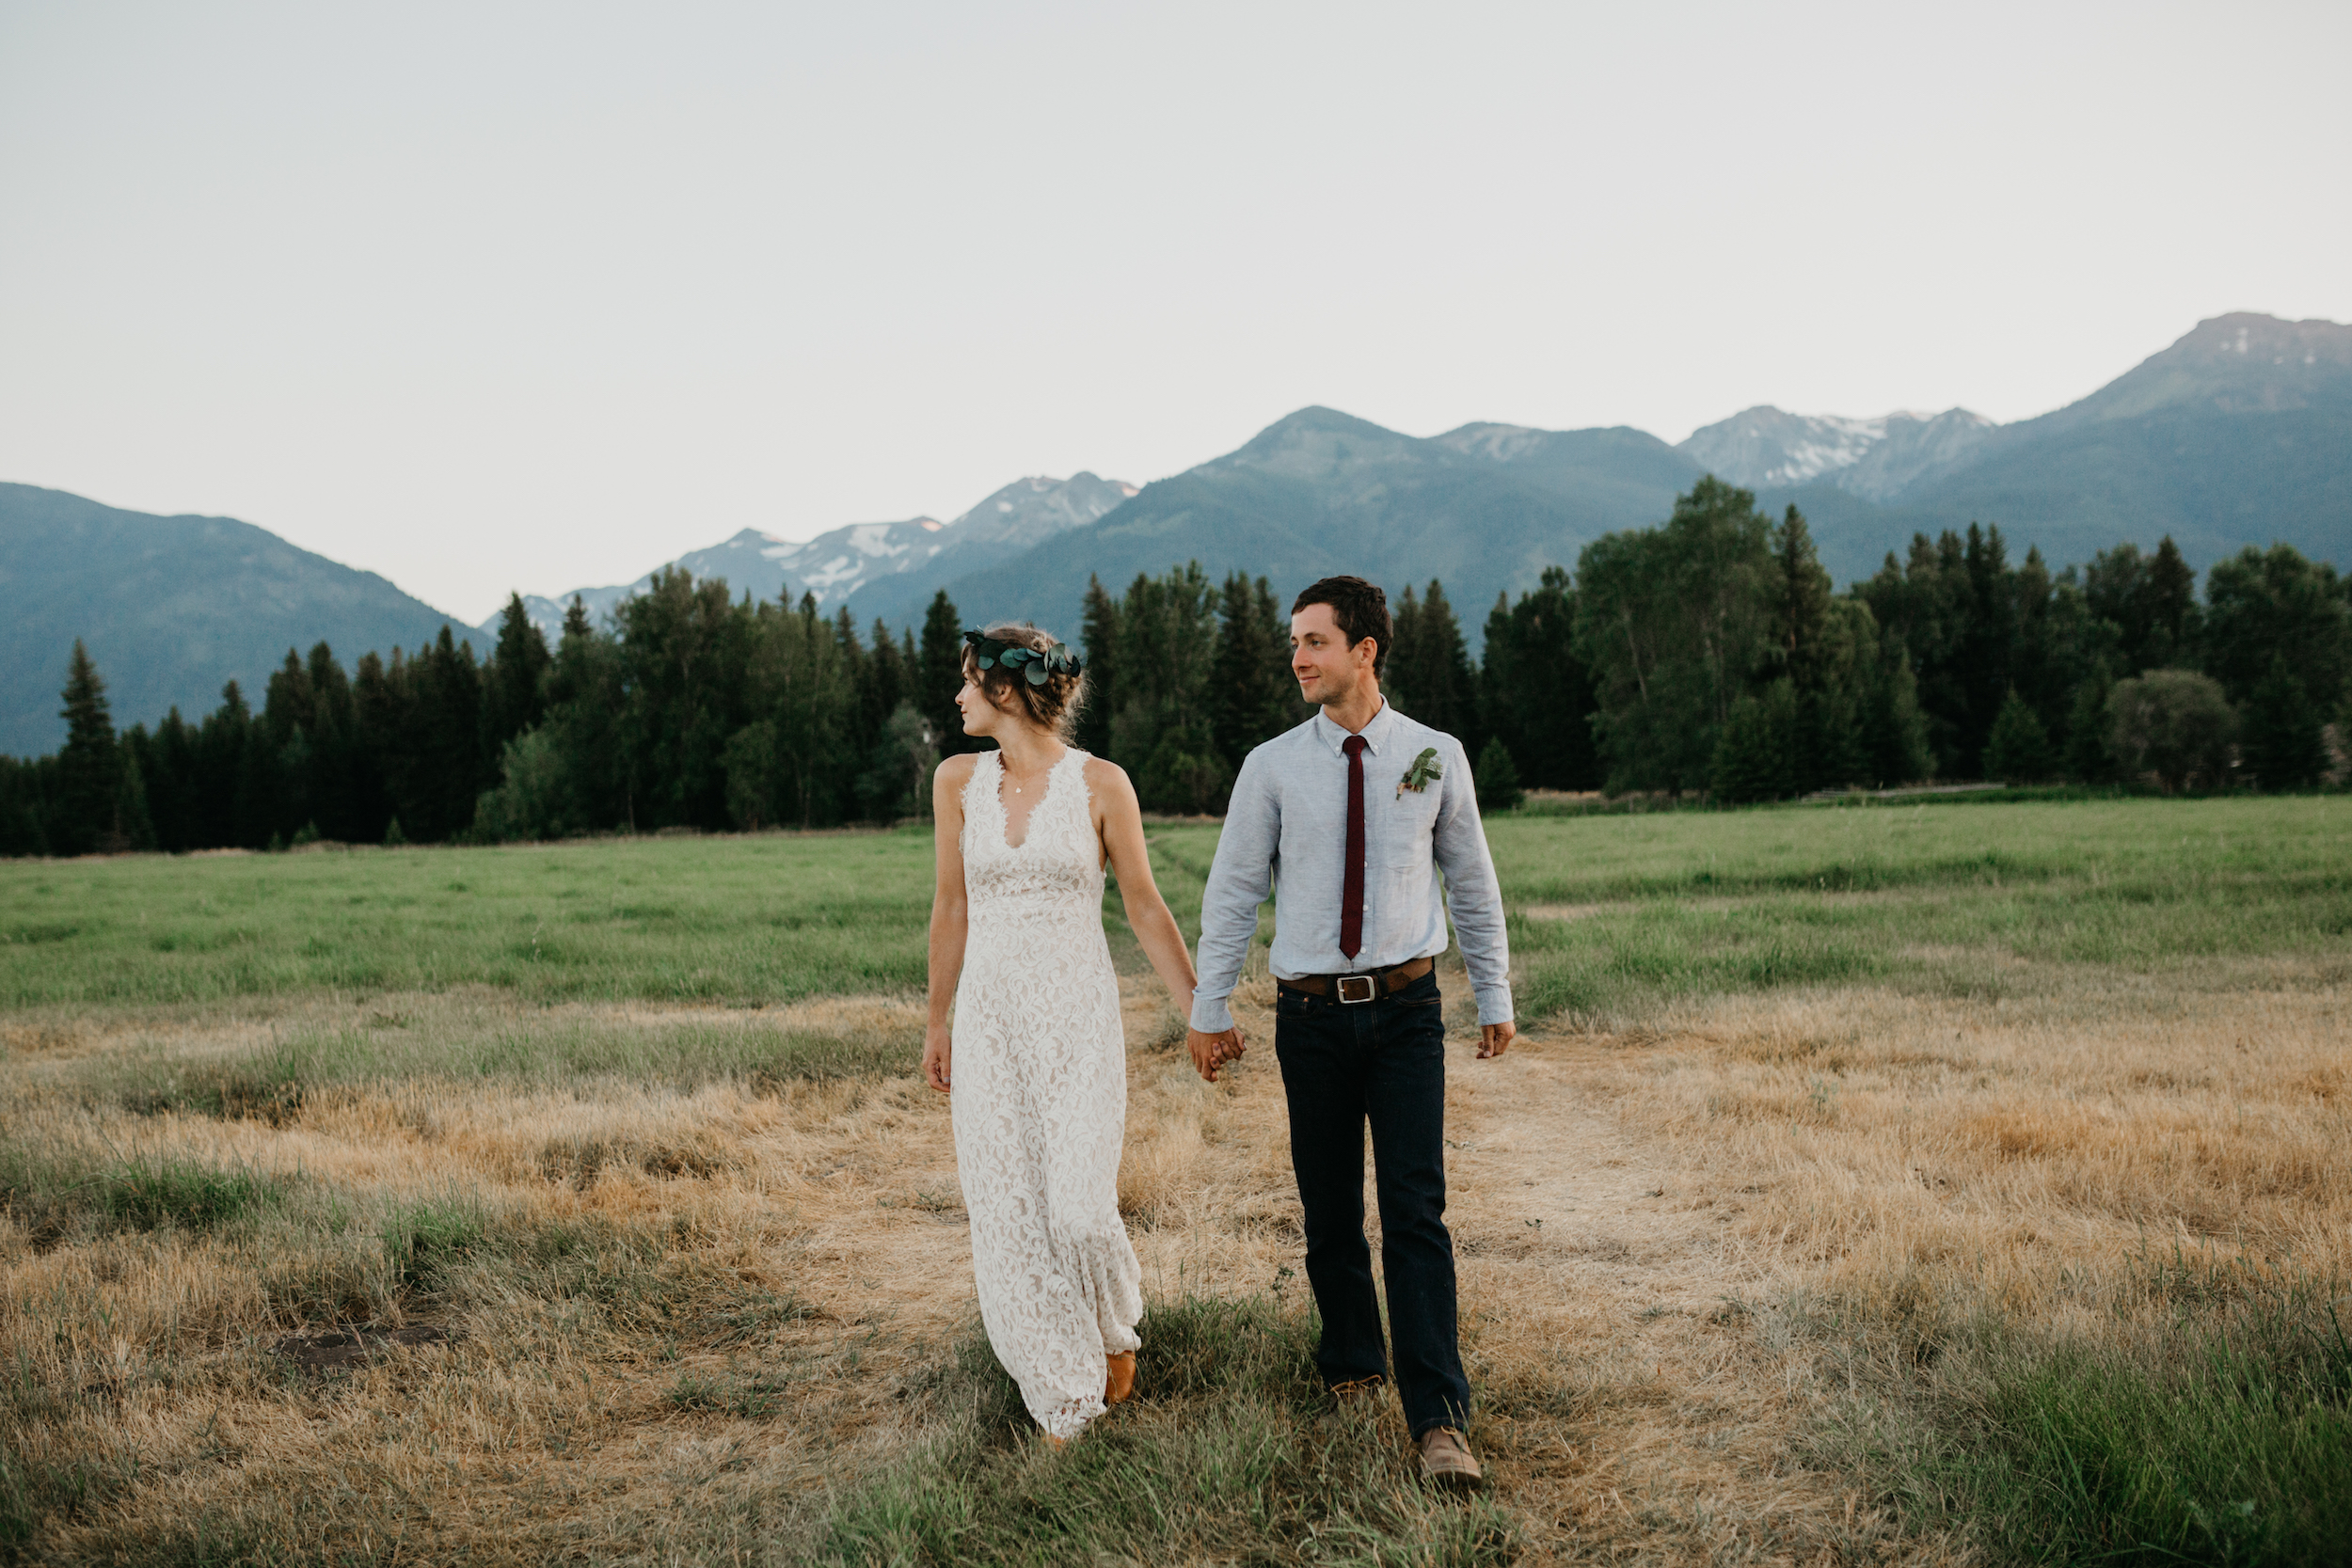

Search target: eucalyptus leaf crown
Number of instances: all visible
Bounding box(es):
[963,629,1083,687]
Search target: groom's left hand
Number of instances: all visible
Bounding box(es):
[1477,1022,1515,1060]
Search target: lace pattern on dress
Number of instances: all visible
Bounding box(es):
[953,748,1142,1439]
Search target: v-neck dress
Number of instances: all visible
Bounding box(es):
[952,747,1141,1437]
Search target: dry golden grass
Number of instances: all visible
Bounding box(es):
[6,941,2348,1563]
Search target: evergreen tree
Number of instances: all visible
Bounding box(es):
[1982,689,2056,783]
[1710,680,1799,803]
[1480,569,1598,791]
[1389,579,1477,745]
[483,594,553,753]
[113,743,157,851]
[2084,535,2202,674]
[1473,736,1522,813]
[1211,572,1297,764]
[1856,634,1934,788]
[2145,535,2201,668]
[1576,479,1776,793]
[1075,576,1120,758]
[919,590,973,756]
[2239,656,2329,790]
[1113,564,1223,810]
[54,641,121,854]
[0,757,46,857]
[2063,668,2117,784]
[1769,506,1835,689]
[614,572,748,831]
[2201,544,2348,710]
[1387,585,1424,709]
[144,708,201,850]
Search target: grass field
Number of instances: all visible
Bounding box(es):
[2,796,2347,1564]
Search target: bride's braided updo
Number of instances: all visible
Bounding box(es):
[961,622,1089,742]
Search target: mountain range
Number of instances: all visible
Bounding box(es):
[7,311,2346,757]
[0,483,458,758]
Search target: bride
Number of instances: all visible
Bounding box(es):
[922,622,1205,1444]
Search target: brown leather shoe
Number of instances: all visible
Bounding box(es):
[1104,1351,1136,1405]
[1417,1425,1485,1492]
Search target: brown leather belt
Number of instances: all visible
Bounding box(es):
[1278,956,1435,1005]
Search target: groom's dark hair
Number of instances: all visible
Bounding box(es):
[1291,576,1392,676]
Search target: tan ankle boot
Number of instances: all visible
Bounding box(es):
[1417,1426,1485,1492]
[1104,1351,1136,1405]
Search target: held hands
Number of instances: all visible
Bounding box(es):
[1186,1025,1247,1083]
[922,1023,953,1093]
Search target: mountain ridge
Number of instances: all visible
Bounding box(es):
[10,311,2348,755]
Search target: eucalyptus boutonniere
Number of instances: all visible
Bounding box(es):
[1397,746,1442,798]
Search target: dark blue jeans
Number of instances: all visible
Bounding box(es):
[1273,969,1469,1437]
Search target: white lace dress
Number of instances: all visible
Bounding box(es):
[953,747,1142,1438]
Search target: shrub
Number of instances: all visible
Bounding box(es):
[1983,689,2056,784]
[1474,737,1523,813]
[1711,679,1799,803]
[2107,670,2235,792]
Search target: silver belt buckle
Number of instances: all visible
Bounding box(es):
[1336,974,1376,1005]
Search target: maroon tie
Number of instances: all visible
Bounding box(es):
[1341,735,1367,959]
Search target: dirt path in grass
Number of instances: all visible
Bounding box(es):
[774,976,1864,1562]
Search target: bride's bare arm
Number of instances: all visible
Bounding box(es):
[924,754,977,1093]
[1089,758,1200,1025]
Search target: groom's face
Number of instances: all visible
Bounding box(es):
[1291,604,1375,708]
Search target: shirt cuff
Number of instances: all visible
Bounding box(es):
[1189,993,1236,1034]
[1473,984,1515,1028]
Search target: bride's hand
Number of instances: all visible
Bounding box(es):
[922,1024,952,1093]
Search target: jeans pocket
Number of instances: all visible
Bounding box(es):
[1394,972,1443,1007]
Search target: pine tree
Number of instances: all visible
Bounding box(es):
[113,745,157,851]
[1474,736,1522,813]
[2063,670,2116,784]
[1710,680,1799,803]
[1212,572,1296,764]
[2240,656,2329,790]
[1075,576,1120,757]
[2145,535,2200,669]
[1481,569,1598,791]
[1408,580,1478,745]
[1982,689,2055,783]
[55,641,121,854]
[1770,506,1835,689]
[1386,586,1423,706]
[484,594,552,752]
[919,590,971,755]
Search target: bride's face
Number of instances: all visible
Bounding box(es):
[955,675,1034,738]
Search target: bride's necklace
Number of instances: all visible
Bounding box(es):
[1002,751,1058,796]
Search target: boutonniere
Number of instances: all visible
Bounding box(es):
[1398,747,1442,798]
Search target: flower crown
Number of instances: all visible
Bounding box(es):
[963,629,1083,686]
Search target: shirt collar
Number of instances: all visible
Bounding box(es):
[1313,698,1397,757]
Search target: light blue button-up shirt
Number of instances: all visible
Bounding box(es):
[1190,700,1514,1033]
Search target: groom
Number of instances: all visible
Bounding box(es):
[1187,574,1515,1493]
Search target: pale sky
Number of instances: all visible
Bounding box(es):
[5,0,2347,625]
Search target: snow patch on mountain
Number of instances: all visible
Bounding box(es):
[485,474,1132,640]
[1677,405,1994,501]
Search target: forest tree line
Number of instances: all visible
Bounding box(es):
[4,479,2344,857]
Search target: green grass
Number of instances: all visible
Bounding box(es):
[1492,796,2351,1021]
[0,1138,291,1247]
[8,798,2344,1029]
[77,1009,915,1119]
[0,823,1236,1009]
[0,831,941,1006]
[1832,1262,2352,1566]
[814,1294,1518,1567]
